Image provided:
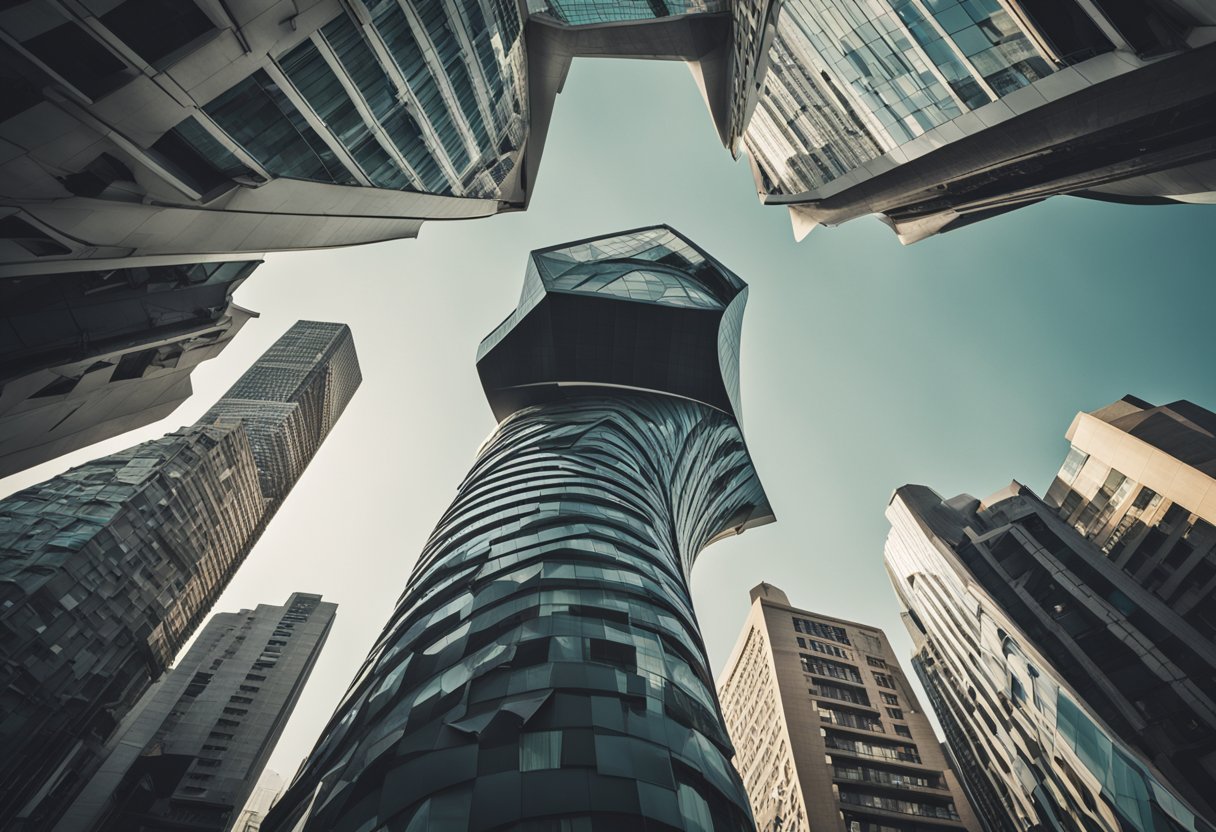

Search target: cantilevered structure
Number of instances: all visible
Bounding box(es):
[0,0,1212,290]
[263,226,773,831]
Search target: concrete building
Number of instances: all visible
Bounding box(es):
[0,0,1211,299]
[229,771,284,832]
[263,226,774,831]
[0,320,360,831]
[55,594,335,832]
[885,482,1215,832]
[718,583,980,832]
[0,260,258,478]
[1043,396,1216,637]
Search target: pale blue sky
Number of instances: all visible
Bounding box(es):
[4,57,1214,779]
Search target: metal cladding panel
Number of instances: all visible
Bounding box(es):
[264,394,771,831]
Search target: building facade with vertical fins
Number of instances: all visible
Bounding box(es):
[885,481,1216,832]
[1043,396,1216,638]
[717,583,980,832]
[0,0,1211,300]
[0,320,360,831]
[56,593,336,832]
[262,226,773,831]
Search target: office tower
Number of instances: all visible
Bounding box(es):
[201,320,362,499]
[1043,396,1216,635]
[264,226,774,831]
[56,593,336,832]
[230,772,285,832]
[0,261,258,477]
[885,482,1215,832]
[717,583,980,832]
[1,0,1211,302]
[0,321,360,831]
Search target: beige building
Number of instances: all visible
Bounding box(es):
[717,583,980,832]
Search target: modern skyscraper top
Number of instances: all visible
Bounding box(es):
[0,0,1211,291]
[478,225,756,427]
[202,321,362,498]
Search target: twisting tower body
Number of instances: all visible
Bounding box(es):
[265,226,773,831]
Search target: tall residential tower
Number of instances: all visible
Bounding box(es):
[263,226,774,831]
[0,321,360,830]
[718,583,980,832]
[57,593,336,832]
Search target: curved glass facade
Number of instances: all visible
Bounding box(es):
[264,227,772,830]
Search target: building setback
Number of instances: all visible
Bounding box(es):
[885,482,1215,832]
[55,593,336,832]
[0,320,360,831]
[263,226,774,831]
[0,260,258,478]
[1043,396,1216,637]
[718,583,980,832]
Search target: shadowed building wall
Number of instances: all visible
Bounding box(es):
[263,226,773,831]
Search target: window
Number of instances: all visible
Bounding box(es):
[880,692,899,705]
[208,732,233,741]
[865,656,886,668]
[245,674,266,682]
[873,672,896,689]
[894,724,913,738]
[1059,447,1089,484]
[197,759,221,767]
[813,683,871,707]
[801,655,863,685]
[0,215,71,257]
[22,19,127,99]
[886,707,904,719]
[216,718,240,727]
[230,695,254,704]
[807,639,850,659]
[519,731,562,771]
[793,617,850,644]
[222,707,248,716]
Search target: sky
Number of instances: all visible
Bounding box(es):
[3,57,1215,787]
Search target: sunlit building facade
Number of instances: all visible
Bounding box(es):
[718,583,980,832]
[0,321,360,831]
[57,593,335,832]
[1043,396,1216,637]
[262,226,773,831]
[885,483,1216,832]
[1,0,1210,300]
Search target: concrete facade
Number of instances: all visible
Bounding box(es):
[718,583,980,832]
[56,593,335,832]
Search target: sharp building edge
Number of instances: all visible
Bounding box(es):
[0,321,361,831]
[262,226,774,831]
[884,396,1216,832]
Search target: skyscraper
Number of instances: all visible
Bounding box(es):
[56,593,336,832]
[0,321,360,831]
[0,260,258,477]
[263,226,774,831]
[885,482,1215,832]
[0,0,1210,304]
[1043,396,1216,636]
[717,583,980,832]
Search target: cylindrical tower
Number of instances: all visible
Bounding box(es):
[266,226,773,831]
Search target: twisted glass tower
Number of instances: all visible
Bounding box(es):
[264,227,773,831]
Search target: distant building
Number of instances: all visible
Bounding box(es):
[230,771,284,832]
[0,321,360,831]
[885,482,1215,832]
[718,583,980,832]
[1043,396,1216,636]
[263,226,773,831]
[56,594,335,832]
[0,261,257,477]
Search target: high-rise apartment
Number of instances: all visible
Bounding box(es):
[0,0,1209,302]
[56,593,336,832]
[1043,396,1216,636]
[718,583,980,832]
[0,261,258,477]
[263,226,774,831]
[885,481,1215,832]
[0,321,360,831]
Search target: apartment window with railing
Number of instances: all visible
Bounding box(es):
[824,731,921,764]
[793,617,850,644]
[833,764,941,790]
[839,790,959,820]
[807,638,851,659]
[812,682,871,707]
[802,654,863,684]
[820,706,884,733]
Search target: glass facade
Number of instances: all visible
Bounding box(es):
[744,0,1055,195]
[529,0,729,25]
[263,228,771,831]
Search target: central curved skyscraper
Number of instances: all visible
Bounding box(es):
[264,226,773,831]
